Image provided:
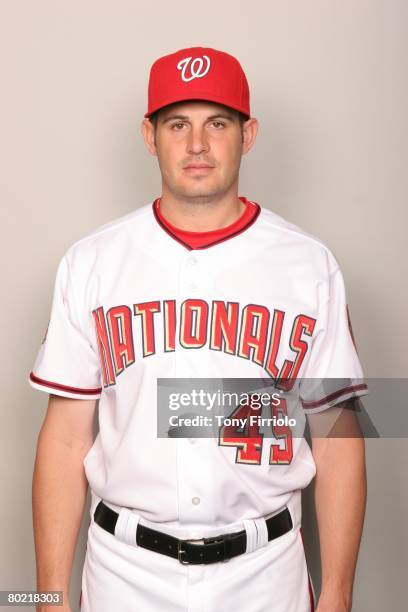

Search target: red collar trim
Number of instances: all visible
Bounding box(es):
[152,196,261,250]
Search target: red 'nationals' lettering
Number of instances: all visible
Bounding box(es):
[92,299,316,389]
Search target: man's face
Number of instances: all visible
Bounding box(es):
[142,101,257,203]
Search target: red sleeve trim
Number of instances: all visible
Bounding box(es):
[301,383,368,409]
[30,372,102,395]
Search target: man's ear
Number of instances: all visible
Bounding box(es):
[140,118,157,156]
[242,117,259,155]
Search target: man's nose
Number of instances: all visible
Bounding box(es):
[186,126,209,154]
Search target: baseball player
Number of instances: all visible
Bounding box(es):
[30,47,368,612]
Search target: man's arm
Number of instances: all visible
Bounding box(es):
[308,402,367,612]
[32,394,97,611]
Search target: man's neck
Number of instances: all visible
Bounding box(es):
[158,189,246,232]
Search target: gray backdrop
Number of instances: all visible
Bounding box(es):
[1,0,407,610]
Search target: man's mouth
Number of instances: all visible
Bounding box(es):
[183,163,215,173]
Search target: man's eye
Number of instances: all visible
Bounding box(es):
[211,121,225,128]
[171,123,186,130]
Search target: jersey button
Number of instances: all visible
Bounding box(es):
[191,496,201,506]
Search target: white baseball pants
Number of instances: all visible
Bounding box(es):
[79,491,315,612]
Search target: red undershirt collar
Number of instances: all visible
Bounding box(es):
[152,196,260,250]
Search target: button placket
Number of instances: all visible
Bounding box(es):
[181,253,203,295]
[175,252,217,526]
[176,438,214,525]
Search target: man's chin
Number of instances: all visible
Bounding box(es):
[172,182,228,203]
[177,193,222,204]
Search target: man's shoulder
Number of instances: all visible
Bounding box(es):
[258,205,340,272]
[63,201,154,262]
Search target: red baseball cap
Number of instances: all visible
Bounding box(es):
[144,46,250,119]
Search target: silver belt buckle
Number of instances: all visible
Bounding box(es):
[177,537,205,564]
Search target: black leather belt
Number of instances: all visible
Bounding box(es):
[93,500,293,565]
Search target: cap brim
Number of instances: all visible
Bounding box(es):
[144,95,250,119]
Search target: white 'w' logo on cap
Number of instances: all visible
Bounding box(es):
[177,55,211,82]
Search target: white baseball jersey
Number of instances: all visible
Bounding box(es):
[29,196,368,532]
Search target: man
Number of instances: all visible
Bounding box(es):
[30,47,368,612]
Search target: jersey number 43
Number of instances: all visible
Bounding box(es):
[218,397,293,465]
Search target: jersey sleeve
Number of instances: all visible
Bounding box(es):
[28,253,102,400]
[300,262,369,414]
